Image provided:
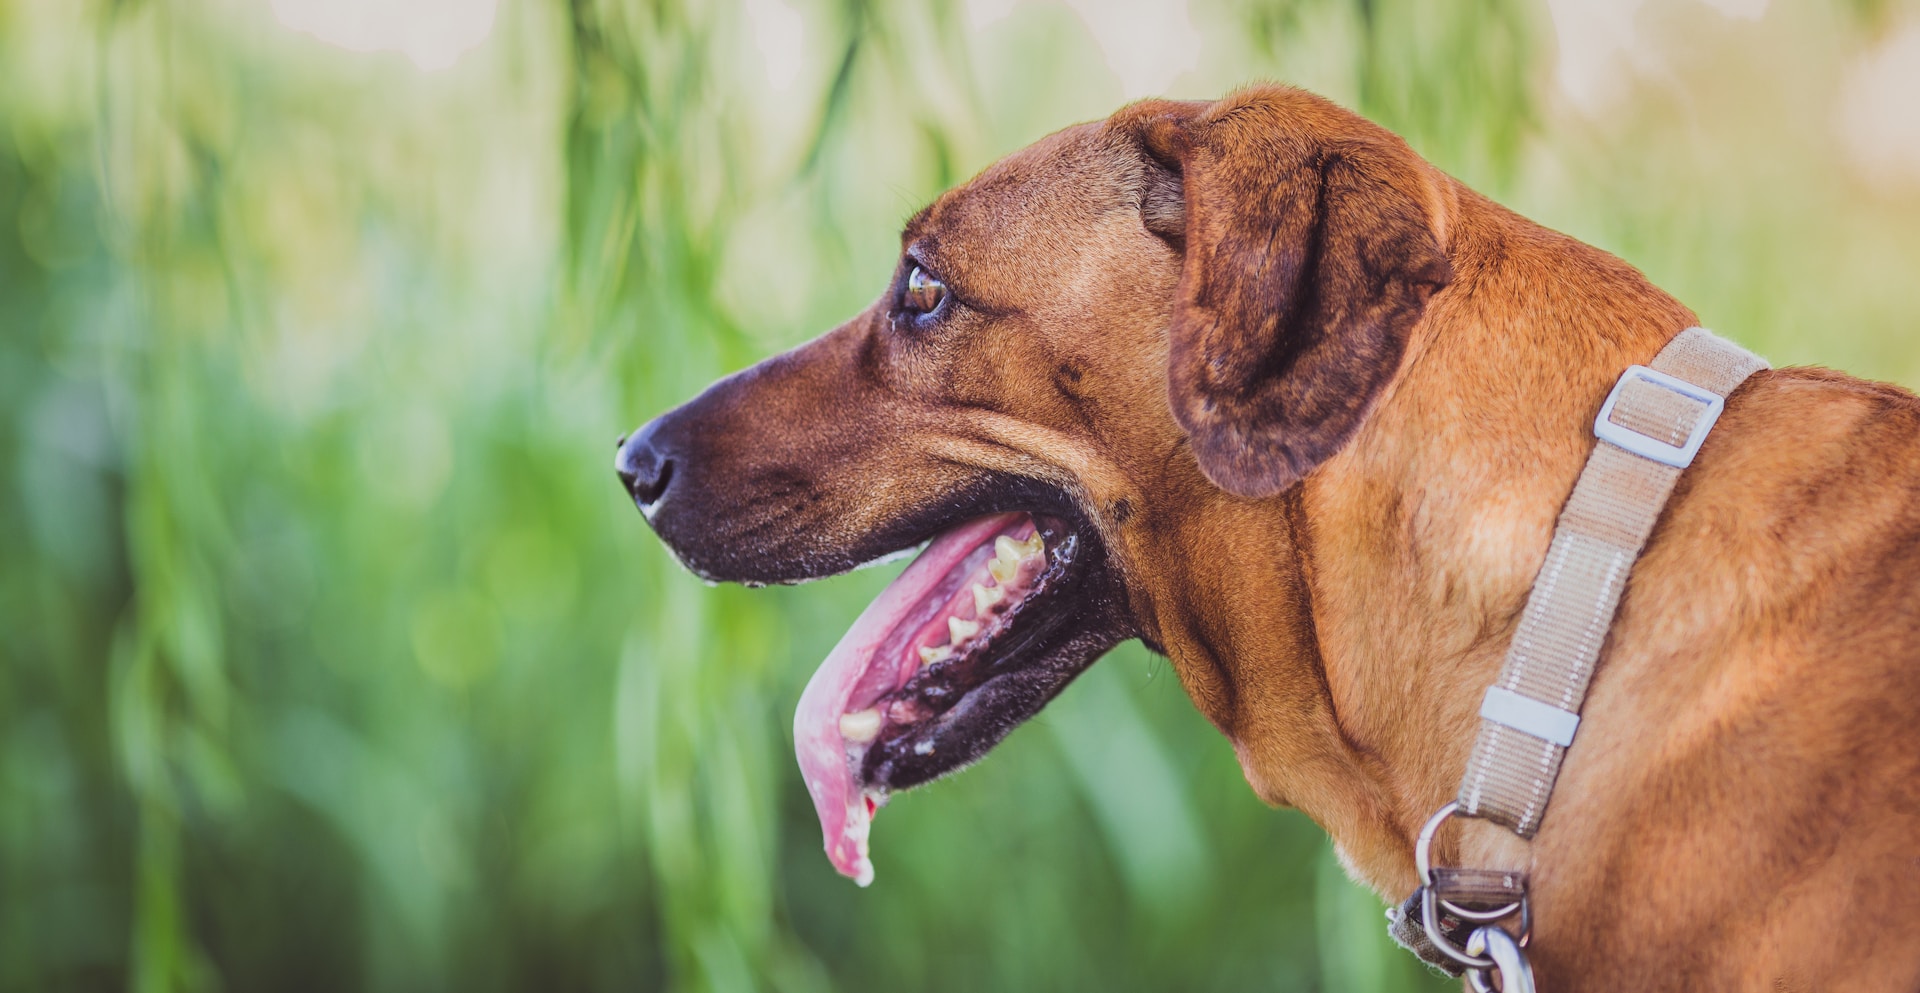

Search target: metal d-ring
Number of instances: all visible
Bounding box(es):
[1416,802,1526,921]
[1443,900,1524,923]
[1413,802,1458,884]
[1414,802,1531,972]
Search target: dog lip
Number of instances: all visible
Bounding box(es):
[641,464,1092,589]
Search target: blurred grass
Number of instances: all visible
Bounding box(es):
[2,0,1917,991]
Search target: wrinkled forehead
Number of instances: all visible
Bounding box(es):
[904,121,1143,311]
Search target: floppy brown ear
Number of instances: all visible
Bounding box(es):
[1123,89,1453,498]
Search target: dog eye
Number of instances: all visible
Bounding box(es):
[903,265,948,316]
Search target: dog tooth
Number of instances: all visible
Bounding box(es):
[838,708,882,743]
[994,535,1022,564]
[948,616,981,644]
[988,556,1019,584]
[972,582,1004,614]
[1016,534,1045,561]
[918,644,952,666]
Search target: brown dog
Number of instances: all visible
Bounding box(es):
[616,86,1920,989]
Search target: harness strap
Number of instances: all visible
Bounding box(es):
[1456,327,1769,836]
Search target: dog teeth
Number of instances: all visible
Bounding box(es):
[838,708,881,743]
[948,616,981,645]
[971,582,1004,614]
[918,644,952,666]
[989,533,1044,583]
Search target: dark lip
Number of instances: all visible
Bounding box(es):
[855,502,1135,793]
[646,471,1093,588]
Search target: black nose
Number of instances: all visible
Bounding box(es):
[615,418,677,511]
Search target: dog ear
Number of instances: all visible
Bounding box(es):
[1123,90,1453,498]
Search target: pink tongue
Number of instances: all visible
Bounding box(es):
[793,513,1022,886]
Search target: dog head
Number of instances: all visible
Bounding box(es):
[615,86,1451,882]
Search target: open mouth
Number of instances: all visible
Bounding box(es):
[793,509,1126,885]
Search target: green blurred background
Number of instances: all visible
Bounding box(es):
[4,0,1918,989]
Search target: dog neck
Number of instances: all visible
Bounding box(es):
[1138,185,1700,898]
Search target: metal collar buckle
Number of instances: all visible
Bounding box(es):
[1415,803,1537,993]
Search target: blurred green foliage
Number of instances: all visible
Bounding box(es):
[3,0,1917,990]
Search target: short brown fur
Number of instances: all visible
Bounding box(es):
[636,87,1920,989]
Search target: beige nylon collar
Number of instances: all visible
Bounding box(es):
[1389,328,1769,980]
[1457,327,1770,835]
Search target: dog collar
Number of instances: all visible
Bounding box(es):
[1390,327,1770,987]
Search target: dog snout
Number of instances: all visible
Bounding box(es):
[615,416,680,513]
